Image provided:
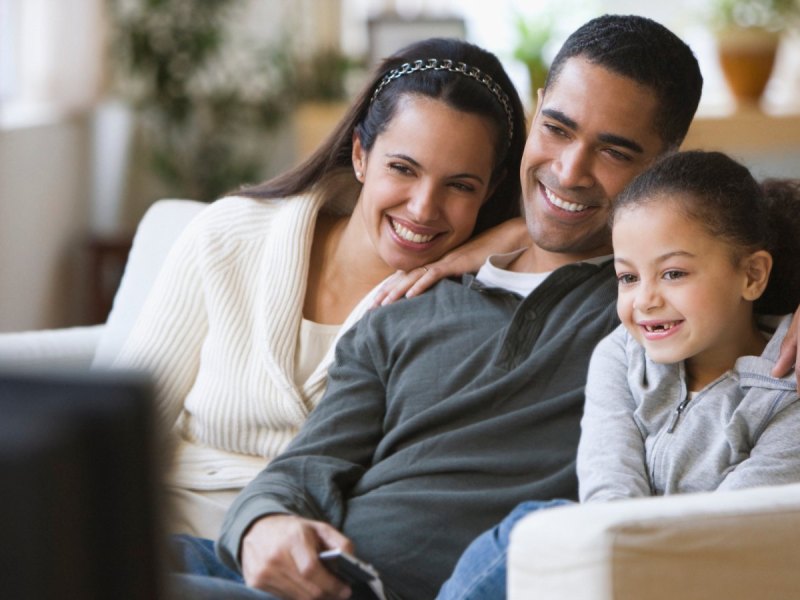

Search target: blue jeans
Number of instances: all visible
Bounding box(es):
[436,499,571,600]
[168,534,279,600]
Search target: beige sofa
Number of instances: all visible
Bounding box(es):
[3,198,800,598]
[509,482,800,599]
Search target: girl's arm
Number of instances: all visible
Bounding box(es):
[372,217,530,307]
[577,326,652,502]
[717,395,800,491]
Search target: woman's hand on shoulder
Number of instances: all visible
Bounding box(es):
[372,217,530,307]
[772,307,800,392]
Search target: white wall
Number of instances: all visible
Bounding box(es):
[0,115,92,331]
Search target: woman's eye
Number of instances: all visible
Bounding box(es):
[449,181,476,193]
[389,163,413,175]
[617,273,637,285]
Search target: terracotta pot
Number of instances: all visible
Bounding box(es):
[716,28,780,106]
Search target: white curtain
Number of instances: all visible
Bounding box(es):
[1,0,106,125]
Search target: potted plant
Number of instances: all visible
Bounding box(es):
[709,0,800,106]
[512,13,553,107]
[107,0,293,202]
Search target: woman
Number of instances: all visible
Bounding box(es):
[113,37,529,539]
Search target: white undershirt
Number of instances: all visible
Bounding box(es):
[476,248,613,297]
[294,318,342,386]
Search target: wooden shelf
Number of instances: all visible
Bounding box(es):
[683,108,800,153]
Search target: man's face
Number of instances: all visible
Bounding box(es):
[518,57,666,271]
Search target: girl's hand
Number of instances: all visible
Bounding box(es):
[772,307,800,392]
[372,217,530,307]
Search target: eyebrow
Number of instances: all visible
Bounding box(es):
[386,153,486,184]
[615,250,695,266]
[541,108,645,154]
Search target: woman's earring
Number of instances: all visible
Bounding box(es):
[356,171,363,179]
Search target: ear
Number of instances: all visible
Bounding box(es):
[741,250,773,302]
[532,87,544,119]
[352,132,366,182]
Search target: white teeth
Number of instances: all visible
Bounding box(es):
[392,220,435,244]
[545,187,588,213]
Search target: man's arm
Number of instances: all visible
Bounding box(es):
[239,514,354,599]
[772,308,800,391]
[217,314,389,597]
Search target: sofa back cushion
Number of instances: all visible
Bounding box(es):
[92,199,205,368]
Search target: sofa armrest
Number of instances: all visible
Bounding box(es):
[508,483,800,600]
[0,325,104,371]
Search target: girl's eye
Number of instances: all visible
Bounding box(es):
[663,270,687,281]
[616,273,638,285]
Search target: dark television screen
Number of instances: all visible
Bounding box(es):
[0,369,167,600]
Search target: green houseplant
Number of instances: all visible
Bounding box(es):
[512,14,553,105]
[107,0,293,201]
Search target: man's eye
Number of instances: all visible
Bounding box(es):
[604,148,632,162]
[543,123,568,137]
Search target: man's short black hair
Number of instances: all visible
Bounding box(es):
[546,14,703,150]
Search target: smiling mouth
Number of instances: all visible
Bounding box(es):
[390,218,436,244]
[544,186,589,213]
[641,321,681,333]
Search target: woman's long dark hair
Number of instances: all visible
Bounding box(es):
[235,37,526,236]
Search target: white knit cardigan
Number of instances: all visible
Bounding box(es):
[114,192,384,489]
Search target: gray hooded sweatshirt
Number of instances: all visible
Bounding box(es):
[578,315,800,502]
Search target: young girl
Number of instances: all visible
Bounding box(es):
[436,150,800,600]
[578,150,800,500]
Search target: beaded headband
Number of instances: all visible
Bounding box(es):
[370,58,515,145]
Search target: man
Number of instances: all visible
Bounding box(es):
[174,14,706,600]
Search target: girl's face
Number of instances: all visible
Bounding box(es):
[352,94,498,272]
[613,197,768,382]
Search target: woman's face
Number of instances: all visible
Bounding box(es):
[352,94,499,272]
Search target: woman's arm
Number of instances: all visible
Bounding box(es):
[577,327,652,502]
[112,214,208,431]
[372,216,529,307]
